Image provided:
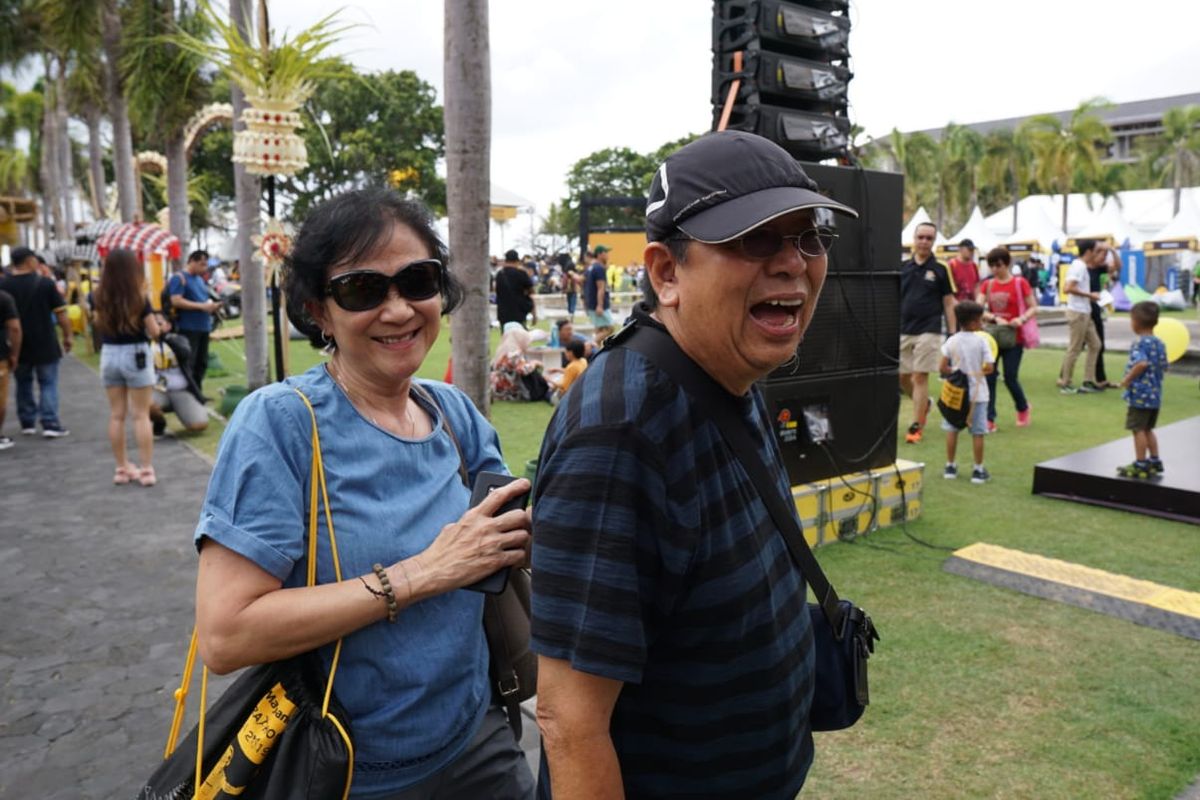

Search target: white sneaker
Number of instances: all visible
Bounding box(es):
[42,426,70,438]
[0,435,13,449]
[21,427,36,435]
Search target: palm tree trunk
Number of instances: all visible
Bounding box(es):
[55,58,75,235]
[165,132,189,256]
[101,0,138,222]
[1010,158,1020,233]
[85,103,107,217]
[444,0,492,414]
[1172,153,1182,217]
[230,0,267,389]
[40,57,66,242]
[1061,192,1068,234]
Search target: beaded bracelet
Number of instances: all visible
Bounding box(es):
[372,563,399,623]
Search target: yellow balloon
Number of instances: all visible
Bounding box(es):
[975,330,998,360]
[1154,317,1190,363]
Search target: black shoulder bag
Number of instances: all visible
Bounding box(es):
[614,323,880,731]
[413,383,536,740]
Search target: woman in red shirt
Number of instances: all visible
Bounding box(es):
[976,246,1038,430]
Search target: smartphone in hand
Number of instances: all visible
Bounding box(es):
[464,472,530,594]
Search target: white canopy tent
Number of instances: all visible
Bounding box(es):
[941,206,997,254]
[1145,192,1200,248]
[1067,198,1143,250]
[901,206,931,245]
[1001,201,1064,256]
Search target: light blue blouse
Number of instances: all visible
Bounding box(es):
[195,365,508,796]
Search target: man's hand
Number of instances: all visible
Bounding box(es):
[62,337,73,353]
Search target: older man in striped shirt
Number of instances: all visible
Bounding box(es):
[530,131,858,799]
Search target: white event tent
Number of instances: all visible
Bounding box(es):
[1000,201,1064,256]
[1067,198,1143,250]
[942,206,997,254]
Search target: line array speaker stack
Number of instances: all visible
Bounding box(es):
[712,0,853,161]
[757,166,904,486]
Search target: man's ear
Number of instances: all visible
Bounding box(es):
[643,242,681,309]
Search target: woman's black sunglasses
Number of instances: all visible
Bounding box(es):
[325,259,444,312]
[675,226,837,260]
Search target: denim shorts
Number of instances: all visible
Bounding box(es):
[100,342,155,388]
[942,399,989,435]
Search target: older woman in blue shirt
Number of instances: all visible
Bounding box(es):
[193,188,534,799]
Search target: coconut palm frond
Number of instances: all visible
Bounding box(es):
[168,1,355,107]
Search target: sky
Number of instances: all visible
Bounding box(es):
[268,0,1198,230]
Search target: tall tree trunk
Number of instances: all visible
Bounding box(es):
[85,103,108,218]
[55,58,75,236]
[101,0,138,222]
[165,132,189,257]
[444,0,492,414]
[40,58,66,242]
[1010,158,1020,234]
[1061,192,1068,234]
[231,0,267,389]
[1173,155,1182,216]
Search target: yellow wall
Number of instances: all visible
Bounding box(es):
[589,231,647,267]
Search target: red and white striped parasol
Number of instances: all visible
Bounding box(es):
[95,222,182,261]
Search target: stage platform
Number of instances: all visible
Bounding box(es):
[1032,416,1200,525]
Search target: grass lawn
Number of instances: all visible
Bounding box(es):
[79,330,1200,798]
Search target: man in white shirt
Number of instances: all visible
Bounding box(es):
[1057,239,1104,394]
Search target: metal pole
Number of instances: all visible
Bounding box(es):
[268,175,285,382]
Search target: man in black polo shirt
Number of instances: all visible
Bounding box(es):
[494,248,534,329]
[899,222,956,443]
[531,131,859,798]
[0,246,73,437]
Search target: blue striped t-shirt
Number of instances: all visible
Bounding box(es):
[531,322,815,799]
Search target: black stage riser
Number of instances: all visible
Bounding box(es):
[760,369,900,486]
[1031,416,1200,524]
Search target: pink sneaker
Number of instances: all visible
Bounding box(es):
[1016,407,1031,427]
[986,420,997,434]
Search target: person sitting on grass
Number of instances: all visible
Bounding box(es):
[1117,301,1168,479]
[939,300,995,484]
[546,338,587,403]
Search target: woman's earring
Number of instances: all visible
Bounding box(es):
[320,330,335,354]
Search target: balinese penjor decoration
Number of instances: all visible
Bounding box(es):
[233,100,308,176]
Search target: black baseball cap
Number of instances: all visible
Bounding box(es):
[645,131,857,243]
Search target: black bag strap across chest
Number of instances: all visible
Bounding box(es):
[612,322,846,636]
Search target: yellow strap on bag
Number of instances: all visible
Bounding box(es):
[161,387,354,800]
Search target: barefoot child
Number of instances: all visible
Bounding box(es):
[1117,301,1168,478]
[940,301,995,484]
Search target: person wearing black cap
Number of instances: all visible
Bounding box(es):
[531,131,857,799]
[494,248,534,329]
[0,246,73,437]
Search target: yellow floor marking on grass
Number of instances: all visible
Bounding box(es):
[953,543,1200,619]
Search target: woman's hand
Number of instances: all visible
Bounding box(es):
[406,478,532,598]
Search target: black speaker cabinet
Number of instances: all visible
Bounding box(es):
[769,271,899,380]
[760,370,900,486]
[801,163,903,273]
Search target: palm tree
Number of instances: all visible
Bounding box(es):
[100,0,139,222]
[443,0,492,413]
[1022,97,1112,232]
[980,128,1033,233]
[1138,104,1200,216]
[229,0,266,388]
[945,124,984,217]
[123,0,210,252]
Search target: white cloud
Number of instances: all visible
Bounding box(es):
[259,0,1200,218]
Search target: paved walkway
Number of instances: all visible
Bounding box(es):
[0,356,538,798]
[0,356,222,797]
